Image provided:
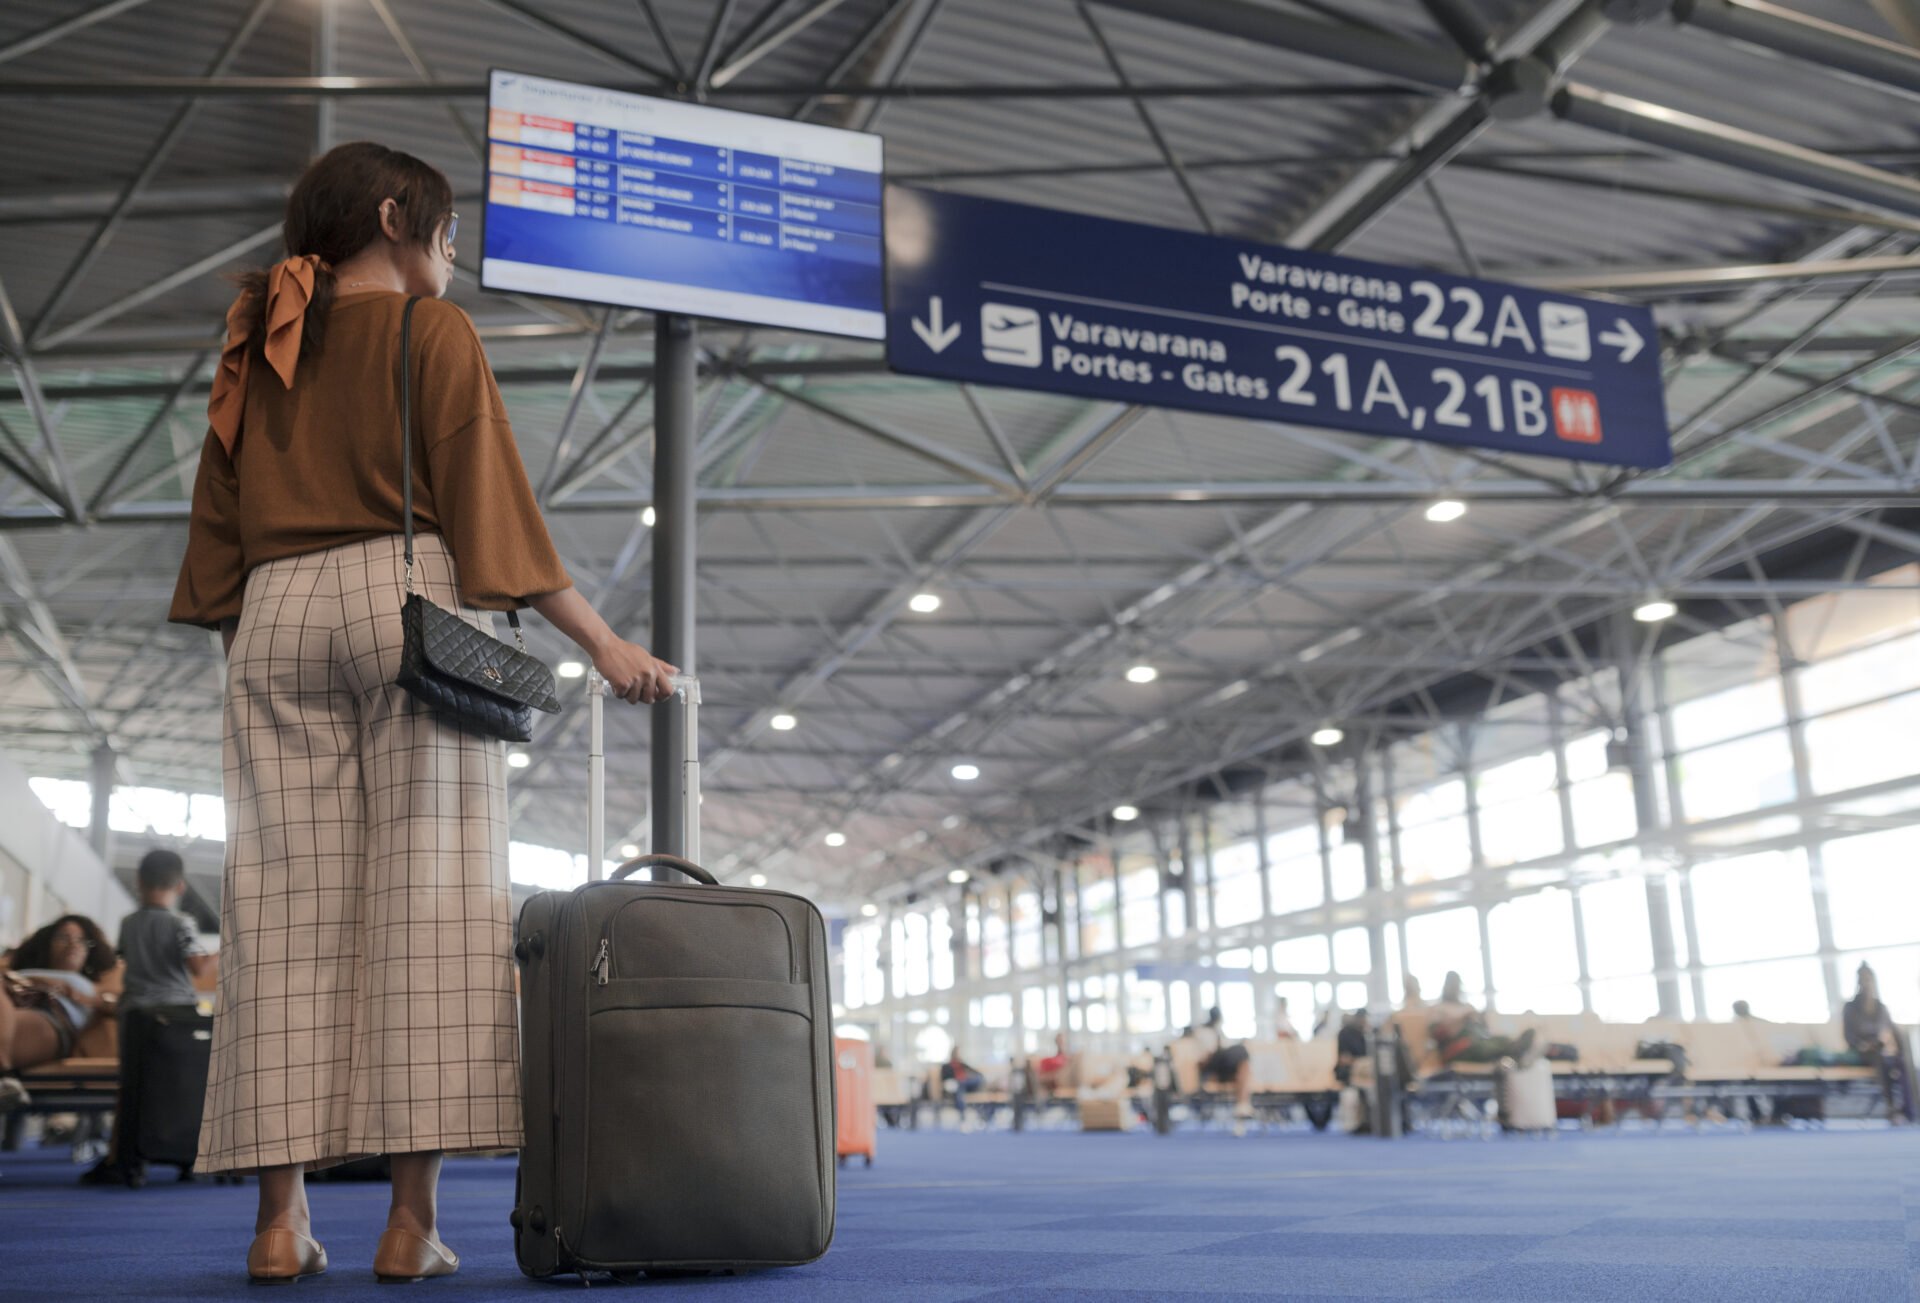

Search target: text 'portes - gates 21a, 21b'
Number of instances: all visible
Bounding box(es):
[883,187,1671,469]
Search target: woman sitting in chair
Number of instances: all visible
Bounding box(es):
[1,914,118,1111]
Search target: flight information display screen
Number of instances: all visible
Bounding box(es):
[481,70,885,339]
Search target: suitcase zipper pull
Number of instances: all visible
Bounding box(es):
[593,938,610,986]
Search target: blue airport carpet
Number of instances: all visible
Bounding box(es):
[3,1124,1918,1301]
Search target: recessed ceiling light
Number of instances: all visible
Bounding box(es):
[860,902,878,917]
[908,592,941,613]
[951,763,980,781]
[824,832,847,847]
[1125,664,1158,684]
[507,751,531,768]
[620,843,640,859]
[947,868,970,884]
[1425,499,1467,523]
[557,661,586,679]
[642,506,656,527]
[770,713,797,731]
[1113,804,1140,822]
[1310,726,1345,747]
[941,814,961,830]
[749,873,768,887]
[1633,599,1677,623]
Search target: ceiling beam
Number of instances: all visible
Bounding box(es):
[1551,84,1920,220]
[1673,0,1920,101]
[0,75,1424,102]
[1086,0,1472,91]
[0,0,158,67]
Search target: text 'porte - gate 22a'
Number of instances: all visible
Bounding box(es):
[884,186,1669,469]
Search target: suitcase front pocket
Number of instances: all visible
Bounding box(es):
[602,898,797,982]
[579,979,828,1268]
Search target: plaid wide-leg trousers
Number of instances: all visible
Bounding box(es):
[198,533,521,1172]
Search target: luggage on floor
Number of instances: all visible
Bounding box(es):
[835,1038,875,1167]
[513,675,836,1278]
[118,1004,212,1172]
[1080,1097,1133,1131]
[1496,1055,1556,1132]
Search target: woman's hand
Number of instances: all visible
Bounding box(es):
[27,976,79,1005]
[592,637,678,705]
[529,587,679,704]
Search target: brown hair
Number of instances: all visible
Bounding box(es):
[9,914,114,982]
[233,141,454,365]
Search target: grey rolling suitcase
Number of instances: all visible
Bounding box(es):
[512,675,836,1278]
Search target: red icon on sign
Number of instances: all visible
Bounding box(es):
[1551,388,1602,443]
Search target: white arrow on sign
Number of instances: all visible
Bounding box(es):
[911,296,961,353]
[1598,317,1644,364]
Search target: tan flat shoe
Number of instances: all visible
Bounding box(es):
[247,1227,327,1285]
[373,1228,458,1283]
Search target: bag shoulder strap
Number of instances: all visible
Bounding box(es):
[397,295,524,637]
[400,295,420,589]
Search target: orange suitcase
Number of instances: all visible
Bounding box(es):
[835,1038,875,1167]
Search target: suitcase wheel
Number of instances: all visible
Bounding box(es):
[864,1154,872,1167]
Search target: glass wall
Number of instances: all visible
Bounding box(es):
[836,567,1920,1066]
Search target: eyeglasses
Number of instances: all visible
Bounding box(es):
[443,212,459,249]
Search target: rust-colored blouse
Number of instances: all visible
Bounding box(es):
[168,291,569,629]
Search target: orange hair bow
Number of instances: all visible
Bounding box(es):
[206,254,325,456]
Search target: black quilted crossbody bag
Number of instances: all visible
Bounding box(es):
[393,296,559,743]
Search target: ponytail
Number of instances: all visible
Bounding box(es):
[228,141,453,367]
[231,262,338,367]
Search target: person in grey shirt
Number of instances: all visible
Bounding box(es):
[90,850,214,1185]
[119,850,211,1011]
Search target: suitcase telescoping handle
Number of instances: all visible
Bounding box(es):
[586,672,701,879]
[610,853,718,885]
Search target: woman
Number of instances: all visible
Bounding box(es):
[0,915,118,1110]
[169,142,676,1285]
[1843,963,1915,1124]
[1427,971,1534,1067]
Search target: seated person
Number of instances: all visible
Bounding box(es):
[941,1048,985,1114]
[1033,1032,1070,1095]
[1426,971,1534,1068]
[1,914,118,1111]
[1192,1006,1256,1134]
[1844,963,1915,1123]
[1273,997,1299,1041]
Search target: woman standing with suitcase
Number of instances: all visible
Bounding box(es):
[169,141,676,1285]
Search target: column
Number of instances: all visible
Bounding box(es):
[1198,808,1218,938]
[650,313,697,859]
[1549,693,1594,1014]
[1253,780,1274,920]
[1477,904,1497,1012]
[1649,651,1707,1018]
[1179,810,1207,932]
[1780,642,1844,1015]
[1354,755,1391,1009]
[1618,611,1684,1019]
[88,743,114,865]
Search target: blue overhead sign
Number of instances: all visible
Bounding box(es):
[885,187,1670,468]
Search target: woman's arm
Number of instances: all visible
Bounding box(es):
[528,586,677,705]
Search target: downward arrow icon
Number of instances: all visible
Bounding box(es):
[912,296,961,353]
[1598,317,1644,364]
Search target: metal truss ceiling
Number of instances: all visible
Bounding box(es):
[4,0,1920,909]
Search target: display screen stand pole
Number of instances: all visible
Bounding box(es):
[650,311,697,862]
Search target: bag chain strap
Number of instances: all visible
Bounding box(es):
[399,295,529,655]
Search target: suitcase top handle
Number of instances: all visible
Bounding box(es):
[611,854,719,885]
